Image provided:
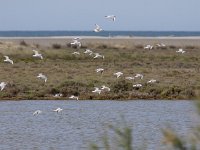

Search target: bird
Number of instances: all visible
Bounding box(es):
[133,84,142,88]
[32,49,43,59]
[101,85,110,91]
[84,49,93,55]
[69,95,79,100]
[92,87,102,94]
[114,72,123,78]
[93,53,104,59]
[105,15,116,21]
[94,24,103,32]
[72,51,80,55]
[176,48,185,54]
[53,107,63,113]
[96,68,104,74]
[144,45,153,50]
[0,82,7,91]
[70,40,81,48]
[125,77,135,80]
[4,56,13,64]
[147,79,157,83]
[33,110,42,116]
[54,93,63,97]
[37,73,47,82]
[135,74,143,79]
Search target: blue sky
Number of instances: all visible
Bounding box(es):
[0,0,200,31]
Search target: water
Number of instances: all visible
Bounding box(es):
[0,31,200,37]
[0,100,197,150]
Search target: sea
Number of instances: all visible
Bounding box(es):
[0,31,200,37]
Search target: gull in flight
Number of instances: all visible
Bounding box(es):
[70,40,81,48]
[4,56,13,64]
[133,84,142,88]
[125,77,135,80]
[54,93,63,97]
[96,68,104,74]
[147,79,157,83]
[105,15,116,21]
[92,87,102,94]
[0,82,7,91]
[94,24,103,32]
[72,51,80,55]
[84,49,93,55]
[114,72,123,78]
[144,45,153,50]
[33,110,42,116]
[101,85,110,92]
[69,95,79,100]
[176,48,185,54]
[37,73,47,83]
[32,49,43,59]
[135,74,143,79]
[53,107,63,113]
[93,53,104,59]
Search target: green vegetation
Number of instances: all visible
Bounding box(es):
[0,40,200,100]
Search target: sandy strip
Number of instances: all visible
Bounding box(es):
[1,36,200,47]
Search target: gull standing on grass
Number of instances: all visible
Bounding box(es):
[114,72,123,78]
[96,68,104,74]
[92,87,102,94]
[133,84,142,88]
[93,53,104,59]
[176,48,185,54]
[54,93,63,97]
[135,74,143,79]
[53,107,63,113]
[37,73,47,83]
[84,49,93,55]
[72,51,80,55]
[33,110,42,116]
[144,45,153,50]
[105,15,116,21]
[125,76,135,80]
[70,40,81,48]
[4,56,13,64]
[94,24,103,32]
[69,95,79,100]
[0,82,7,91]
[147,79,157,84]
[32,50,43,59]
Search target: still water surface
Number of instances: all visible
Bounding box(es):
[0,100,197,150]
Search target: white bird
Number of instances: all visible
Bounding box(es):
[84,49,93,55]
[94,24,103,32]
[92,87,102,94]
[135,74,143,79]
[105,15,116,21]
[176,48,185,54]
[144,45,153,50]
[114,72,123,78]
[0,82,7,91]
[70,40,81,48]
[72,51,80,55]
[54,93,63,97]
[133,84,142,88]
[96,68,104,74]
[4,56,13,64]
[101,85,110,91]
[147,79,157,83]
[125,77,135,80]
[93,53,104,59]
[33,110,42,116]
[37,73,47,82]
[32,49,43,59]
[53,107,63,113]
[69,95,79,100]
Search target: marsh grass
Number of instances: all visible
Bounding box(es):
[0,41,199,100]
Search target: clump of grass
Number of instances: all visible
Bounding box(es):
[52,43,62,49]
[20,40,28,46]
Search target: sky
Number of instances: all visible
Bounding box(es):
[0,0,200,31]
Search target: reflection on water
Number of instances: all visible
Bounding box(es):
[0,100,197,150]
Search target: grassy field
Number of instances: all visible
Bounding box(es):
[0,39,200,100]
